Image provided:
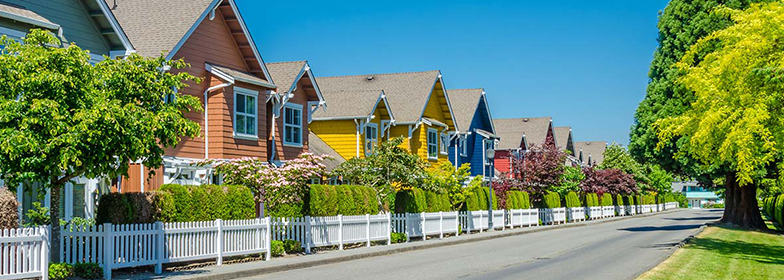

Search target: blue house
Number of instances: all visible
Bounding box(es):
[447,88,499,178]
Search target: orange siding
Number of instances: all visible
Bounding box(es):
[270,76,317,161]
[121,164,165,193]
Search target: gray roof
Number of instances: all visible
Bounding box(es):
[573,141,607,166]
[312,90,385,120]
[316,71,442,124]
[266,61,307,93]
[105,0,213,58]
[493,117,552,150]
[447,88,483,132]
[554,126,573,153]
[308,131,345,171]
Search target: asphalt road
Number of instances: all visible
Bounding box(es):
[243,209,721,280]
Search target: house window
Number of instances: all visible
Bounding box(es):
[310,177,321,185]
[283,103,303,146]
[365,123,378,156]
[440,133,449,155]
[427,128,438,160]
[234,87,258,139]
[459,136,468,157]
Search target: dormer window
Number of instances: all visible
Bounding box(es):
[283,103,303,147]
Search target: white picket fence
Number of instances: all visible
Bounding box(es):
[539,208,566,225]
[567,207,585,222]
[601,206,615,218]
[507,209,539,228]
[0,227,49,280]
[459,210,506,233]
[272,214,391,251]
[664,202,678,209]
[392,212,458,241]
[585,206,602,220]
[615,206,626,217]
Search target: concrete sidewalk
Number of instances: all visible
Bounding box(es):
[115,210,679,280]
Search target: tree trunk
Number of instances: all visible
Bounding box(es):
[50,182,62,262]
[720,172,765,229]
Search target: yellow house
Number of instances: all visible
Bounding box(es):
[314,71,456,164]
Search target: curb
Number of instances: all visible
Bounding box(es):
[153,209,683,280]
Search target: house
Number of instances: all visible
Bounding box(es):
[309,89,395,160]
[573,141,607,167]
[554,126,580,166]
[446,88,499,178]
[492,117,555,175]
[265,61,326,164]
[107,0,285,190]
[316,71,457,164]
[0,0,134,221]
[671,181,722,208]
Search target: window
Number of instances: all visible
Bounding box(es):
[365,123,378,156]
[440,133,449,155]
[283,103,303,146]
[310,177,321,184]
[427,128,438,160]
[459,136,468,157]
[234,87,258,139]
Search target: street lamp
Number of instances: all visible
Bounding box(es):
[485,147,495,228]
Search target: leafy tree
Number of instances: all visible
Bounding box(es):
[599,143,656,192]
[552,165,584,197]
[424,162,481,210]
[581,167,638,196]
[655,2,784,228]
[506,143,566,196]
[0,30,201,260]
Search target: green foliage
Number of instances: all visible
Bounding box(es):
[543,192,561,208]
[309,185,378,216]
[775,195,784,226]
[463,187,497,211]
[283,239,302,254]
[49,263,73,280]
[553,165,585,196]
[24,202,51,227]
[158,184,191,221]
[600,193,613,207]
[270,241,284,257]
[505,191,531,209]
[394,188,450,213]
[425,162,474,210]
[73,262,101,279]
[565,192,581,208]
[391,232,407,243]
[584,193,599,207]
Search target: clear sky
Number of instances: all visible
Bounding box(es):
[236,0,671,146]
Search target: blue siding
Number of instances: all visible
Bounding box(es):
[449,97,495,178]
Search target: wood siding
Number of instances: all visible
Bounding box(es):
[269,79,313,161]
[121,164,164,193]
[309,120,357,160]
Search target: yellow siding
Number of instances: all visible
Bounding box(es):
[309,120,358,160]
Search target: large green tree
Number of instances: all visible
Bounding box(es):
[655,2,784,228]
[0,30,201,259]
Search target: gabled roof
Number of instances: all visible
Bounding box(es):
[447,88,495,133]
[106,0,272,82]
[493,117,552,150]
[317,70,453,125]
[312,90,392,121]
[266,61,325,104]
[573,141,607,166]
[554,126,573,152]
[206,63,275,88]
[308,131,345,172]
[0,2,58,30]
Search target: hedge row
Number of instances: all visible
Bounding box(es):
[615,194,623,206]
[465,188,498,211]
[542,192,561,208]
[395,188,451,213]
[584,193,599,207]
[600,193,613,207]
[309,185,378,217]
[763,194,784,226]
[565,191,581,208]
[505,191,531,209]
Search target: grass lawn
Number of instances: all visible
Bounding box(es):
[637,223,784,280]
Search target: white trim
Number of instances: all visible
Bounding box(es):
[282,103,304,147]
[427,128,439,160]
[206,63,276,89]
[226,0,274,84]
[459,136,468,157]
[93,0,135,52]
[233,86,259,139]
[440,132,449,155]
[0,10,60,30]
[364,122,379,156]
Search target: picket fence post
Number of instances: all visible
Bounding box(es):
[438,211,443,239]
[338,215,344,250]
[155,221,164,274]
[103,223,113,280]
[405,213,410,243]
[42,227,49,280]
[455,213,459,237]
[365,214,371,247]
[305,216,312,254]
[216,219,223,265]
[421,212,426,241]
[265,217,271,261]
[479,211,484,233]
[386,212,392,245]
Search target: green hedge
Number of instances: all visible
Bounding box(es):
[600,193,613,207]
[543,192,561,208]
[584,193,599,207]
[309,185,378,216]
[394,188,450,213]
[776,195,784,226]
[615,194,623,206]
[505,191,531,209]
[565,191,581,208]
[465,188,497,211]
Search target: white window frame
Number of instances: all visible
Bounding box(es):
[283,103,304,147]
[233,87,259,140]
[364,123,379,156]
[440,133,449,155]
[427,128,438,160]
[459,136,468,157]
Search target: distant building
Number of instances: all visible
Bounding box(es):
[671,181,723,208]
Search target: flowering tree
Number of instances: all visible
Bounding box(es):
[506,143,567,194]
[208,153,330,213]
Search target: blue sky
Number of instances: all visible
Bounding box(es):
[236,0,671,146]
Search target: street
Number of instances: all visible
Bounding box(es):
[243,209,721,280]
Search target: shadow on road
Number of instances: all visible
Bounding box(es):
[665,216,720,221]
[618,224,702,232]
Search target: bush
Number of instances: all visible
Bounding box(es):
[615,194,623,206]
[391,232,407,243]
[49,263,73,280]
[310,185,378,216]
[565,191,581,208]
[584,193,599,207]
[543,192,561,208]
[73,262,102,279]
[600,193,613,207]
[283,239,302,254]
[0,188,19,229]
[776,194,784,226]
[464,188,498,211]
[158,184,191,221]
[270,240,284,257]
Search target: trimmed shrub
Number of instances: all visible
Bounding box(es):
[776,194,784,226]
[565,191,581,208]
[96,192,150,224]
[0,188,19,229]
[283,239,302,254]
[158,184,192,222]
[584,193,599,207]
[600,193,613,207]
[391,232,407,243]
[504,191,530,210]
[310,185,377,216]
[188,185,211,221]
[336,185,356,215]
[73,262,101,279]
[543,192,561,208]
[49,263,73,280]
[615,194,623,206]
[270,240,284,257]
